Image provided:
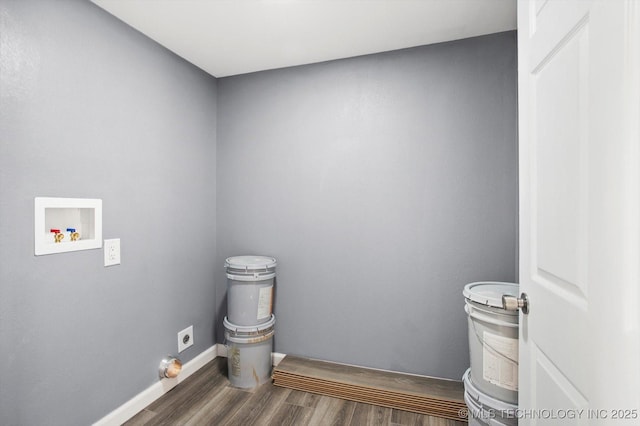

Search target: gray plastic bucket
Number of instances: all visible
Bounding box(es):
[225,255,277,326]
[463,281,519,404]
[224,315,275,389]
[463,369,517,426]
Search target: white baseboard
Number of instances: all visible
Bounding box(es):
[215,343,286,366]
[93,345,218,426]
[272,351,287,366]
[216,342,227,358]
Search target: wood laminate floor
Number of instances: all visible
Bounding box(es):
[125,358,467,426]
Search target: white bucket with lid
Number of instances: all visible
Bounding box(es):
[224,314,275,389]
[225,255,277,326]
[463,281,519,404]
[463,368,517,426]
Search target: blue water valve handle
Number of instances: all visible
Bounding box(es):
[66,228,76,232]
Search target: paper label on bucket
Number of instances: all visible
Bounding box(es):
[230,346,241,377]
[482,331,518,391]
[256,286,273,320]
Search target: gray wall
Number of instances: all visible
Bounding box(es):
[216,31,517,380]
[0,1,217,425]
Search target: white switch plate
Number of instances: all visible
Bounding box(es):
[104,238,121,266]
[178,325,194,352]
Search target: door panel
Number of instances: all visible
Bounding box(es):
[533,344,587,425]
[526,0,591,410]
[534,18,588,295]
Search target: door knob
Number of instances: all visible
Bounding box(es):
[502,293,529,314]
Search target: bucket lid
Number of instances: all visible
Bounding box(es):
[223,315,276,336]
[463,282,519,309]
[462,369,517,413]
[225,255,277,271]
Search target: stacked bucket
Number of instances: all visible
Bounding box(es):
[223,255,277,389]
[463,282,519,426]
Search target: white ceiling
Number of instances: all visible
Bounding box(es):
[91,0,516,78]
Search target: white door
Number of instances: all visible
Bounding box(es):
[518,0,640,423]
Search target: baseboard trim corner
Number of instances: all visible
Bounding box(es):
[273,351,287,366]
[215,343,286,366]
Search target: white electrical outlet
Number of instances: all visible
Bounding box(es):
[104,238,121,266]
[178,325,194,352]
